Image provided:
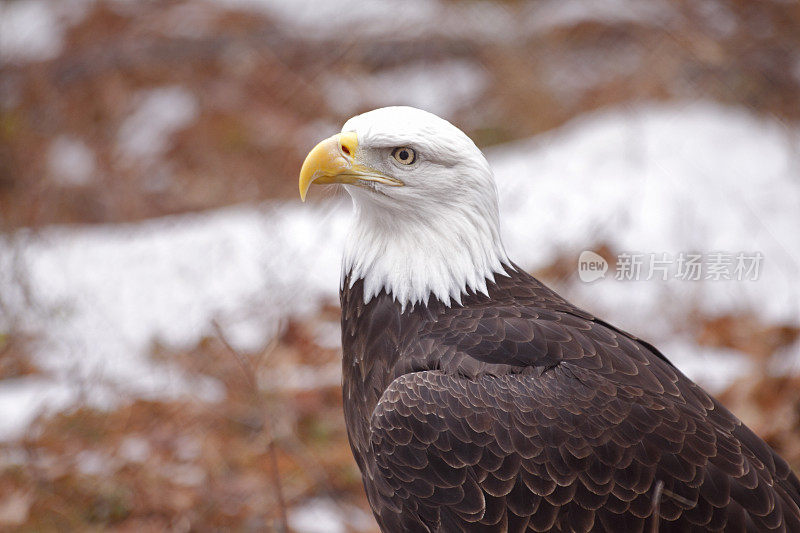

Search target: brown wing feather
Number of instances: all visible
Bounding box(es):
[370,368,800,532]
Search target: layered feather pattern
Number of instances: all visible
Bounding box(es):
[340,266,800,532]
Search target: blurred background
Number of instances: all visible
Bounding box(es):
[1,0,799,531]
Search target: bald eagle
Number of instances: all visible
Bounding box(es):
[298,107,800,532]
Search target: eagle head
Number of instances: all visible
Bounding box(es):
[299,106,510,309]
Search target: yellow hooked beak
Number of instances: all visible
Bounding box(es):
[298,132,404,201]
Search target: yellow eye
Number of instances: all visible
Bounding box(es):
[391,147,416,165]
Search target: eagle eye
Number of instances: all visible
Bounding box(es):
[391,147,417,165]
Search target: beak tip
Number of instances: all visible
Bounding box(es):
[299,132,353,204]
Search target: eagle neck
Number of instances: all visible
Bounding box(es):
[341,198,510,310]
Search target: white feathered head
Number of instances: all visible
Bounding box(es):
[300,107,510,308]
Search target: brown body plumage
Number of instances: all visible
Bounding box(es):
[341,266,800,532]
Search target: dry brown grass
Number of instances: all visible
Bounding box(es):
[0,333,40,380]
[0,314,374,532]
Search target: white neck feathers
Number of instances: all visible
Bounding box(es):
[342,195,510,310]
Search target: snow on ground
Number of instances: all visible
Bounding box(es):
[494,103,800,327]
[323,59,489,119]
[1,101,799,440]
[47,136,97,187]
[116,86,200,162]
[0,0,680,68]
[287,498,375,533]
[213,0,677,43]
[0,0,65,64]
[0,0,92,64]
[0,203,349,439]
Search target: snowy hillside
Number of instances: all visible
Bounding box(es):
[1,101,799,438]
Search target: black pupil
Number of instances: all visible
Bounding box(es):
[399,150,409,161]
